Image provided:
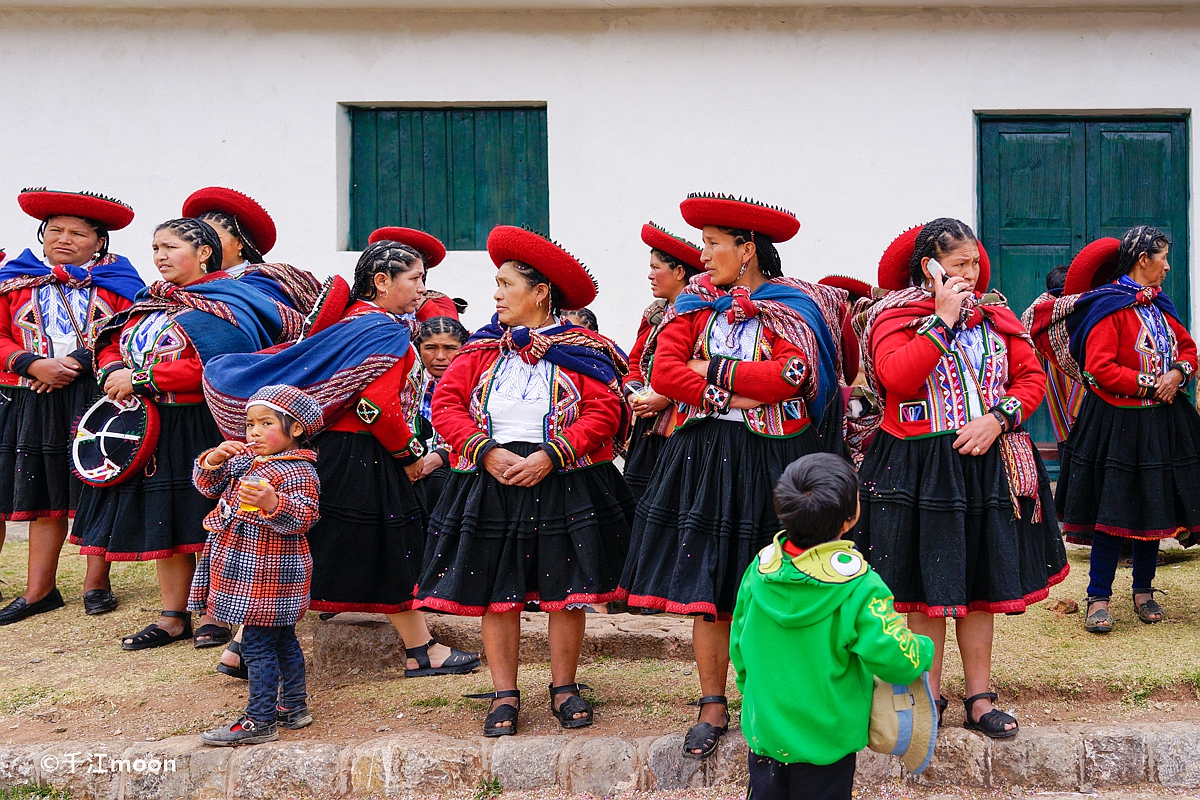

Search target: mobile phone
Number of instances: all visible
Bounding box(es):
[928,258,947,281]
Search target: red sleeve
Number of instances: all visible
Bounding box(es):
[1084,313,1144,397]
[1002,331,1046,425]
[625,319,652,389]
[715,328,813,404]
[430,348,499,465]
[0,291,29,372]
[1169,316,1199,372]
[540,371,623,469]
[138,345,203,394]
[358,349,420,458]
[648,313,725,411]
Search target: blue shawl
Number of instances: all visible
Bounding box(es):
[465,316,627,388]
[1066,279,1181,370]
[0,248,144,300]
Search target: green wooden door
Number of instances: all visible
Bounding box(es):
[979,116,1190,449]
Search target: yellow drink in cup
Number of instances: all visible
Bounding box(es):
[239,476,270,512]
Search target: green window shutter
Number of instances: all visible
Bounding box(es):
[349,106,550,251]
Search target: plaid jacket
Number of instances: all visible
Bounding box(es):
[188,447,320,626]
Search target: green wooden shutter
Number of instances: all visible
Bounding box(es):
[349,107,550,251]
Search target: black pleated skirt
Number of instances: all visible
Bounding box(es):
[414,442,635,616]
[854,430,1069,617]
[1056,391,1200,547]
[307,431,428,614]
[73,403,219,560]
[619,418,819,621]
[413,465,451,518]
[623,415,670,504]
[0,380,96,520]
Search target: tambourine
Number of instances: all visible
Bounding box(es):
[71,395,161,487]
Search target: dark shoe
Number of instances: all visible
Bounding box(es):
[121,610,192,651]
[1084,596,1114,634]
[682,695,730,761]
[0,588,65,625]
[465,689,520,737]
[936,694,948,726]
[193,623,232,649]
[404,638,481,678]
[318,612,336,621]
[200,716,279,746]
[1134,588,1166,624]
[216,639,249,681]
[83,589,118,616]
[549,683,594,730]
[276,704,313,730]
[963,692,1018,739]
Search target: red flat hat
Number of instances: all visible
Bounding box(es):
[182,187,277,255]
[487,226,597,311]
[679,193,800,243]
[641,222,702,271]
[819,275,873,302]
[18,188,134,231]
[367,227,447,268]
[878,224,991,292]
[1064,237,1120,296]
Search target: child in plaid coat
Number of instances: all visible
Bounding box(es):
[193,384,322,747]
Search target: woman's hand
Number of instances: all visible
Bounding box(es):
[933,270,972,328]
[631,390,671,417]
[413,452,445,480]
[953,414,1003,456]
[504,449,554,487]
[482,447,522,484]
[1155,368,1184,403]
[687,359,709,377]
[203,440,248,468]
[729,394,763,410]
[403,461,424,483]
[103,368,135,401]
[27,358,80,391]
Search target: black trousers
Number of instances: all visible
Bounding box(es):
[747,751,856,800]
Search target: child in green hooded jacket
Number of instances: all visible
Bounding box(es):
[731,453,935,800]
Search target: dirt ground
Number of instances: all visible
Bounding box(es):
[0,524,1198,746]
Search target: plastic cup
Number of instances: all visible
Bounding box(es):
[239,476,270,511]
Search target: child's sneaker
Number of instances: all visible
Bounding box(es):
[200,716,279,746]
[276,704,313,730]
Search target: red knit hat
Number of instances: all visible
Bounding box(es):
[487,226,597,311]
[877,224,991,292]
[182,187,277,255]
[641,222,702,271]
[679,193,800,243]
[19,188,134,231]
[819,275,873,302]
[1064,237,1120,296]
[368,227,447,268]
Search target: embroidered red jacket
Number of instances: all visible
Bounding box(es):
[649,308,816,437]
[432,347,623,471]
[1082,306,1198,408]
[96,311,205,404]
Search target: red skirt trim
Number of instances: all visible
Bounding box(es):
[1063,521,1197,542]
[90,543,208,562]
[894,562,1071,618]
[413,588,628,617]
[625,592,733,623]
[309,599,415,615]
[4,509,75,522]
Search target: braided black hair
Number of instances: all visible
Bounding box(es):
[716,227,784,279]
[352,241,424,300]
[564,307,599,332]
[506,260,567,315]
[907,218,978,287]
[418,315,469,345]
[37,216,110,260]
[1114,225,1170,282]
[197,210,265,264]
[650,248,702,281]
[154,218,224,273]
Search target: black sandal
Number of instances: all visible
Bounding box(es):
[549,683,594,730]
[216,639,249,680]
[963,692,1018,739]
[121,610,193,651]
[193,623,232,649]
[404,638,482,678]
[1134,588,1166,624]
[464,689,520,737]
[1085,596,1114,634]
[682,695,730,761]
[935,695,948,726]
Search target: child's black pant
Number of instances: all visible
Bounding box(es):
[747,751,856,800]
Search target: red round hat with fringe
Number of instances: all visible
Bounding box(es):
[1064,237,1120,296]
[878,224,991,293]
[182,187,277,256]
[679,193,800,243]
[819,275,873,302]
[368,227,447,268]
[19,188,134,231]
[641,222,702,271]
[487,226,597,311]
[299,275,352,340]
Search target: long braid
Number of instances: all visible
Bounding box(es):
[198,210,265,264]
[716,227,784,279]
[907,217,977,287]
[351,241,424,300]
[155,218,224,272]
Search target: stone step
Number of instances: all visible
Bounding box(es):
[311,611,695,674]
[4,722,1198,799]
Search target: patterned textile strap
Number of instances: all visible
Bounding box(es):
[132,281,240,326]
[249,263,322,313]
[1022,292,1086,386]
[0,256,117,295]
[996,430,1042,522]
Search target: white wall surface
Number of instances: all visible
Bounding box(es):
[0,5,1196,344]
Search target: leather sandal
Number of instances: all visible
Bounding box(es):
[122,610,193,651]
[936,694,948,726]
[549,683,594,730]
[216,639,249,680]
[682,695,730,761]
[963,692,1018,739]
[193,623,232,649]
[1134,588,1166,624]
[464,689,520,737]
[1084,596,1114,634]
[404,638,481,678]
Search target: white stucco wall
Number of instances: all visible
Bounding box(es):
[0,5,1196,342]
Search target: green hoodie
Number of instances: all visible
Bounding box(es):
[730,535,934,766]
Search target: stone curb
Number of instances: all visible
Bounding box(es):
[2,722,1199,798]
